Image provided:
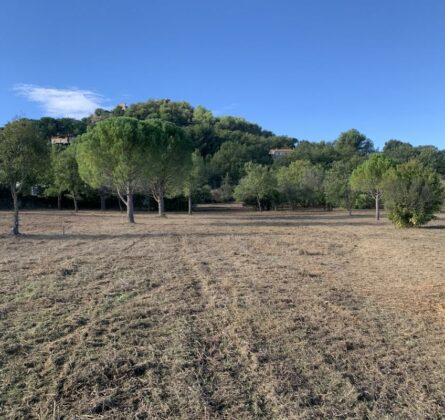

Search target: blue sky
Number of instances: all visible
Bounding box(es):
[1,0,445,148]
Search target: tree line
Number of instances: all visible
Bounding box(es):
[235,153,444,228]
[234,128,444,227]
[0,99,444,234]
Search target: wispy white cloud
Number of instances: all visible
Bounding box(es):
[14,84,108,119]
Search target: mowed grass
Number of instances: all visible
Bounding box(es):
[0,207,445,419]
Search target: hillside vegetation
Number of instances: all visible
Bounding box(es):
[1,99,444,232]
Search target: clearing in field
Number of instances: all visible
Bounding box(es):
[1,207,445,418]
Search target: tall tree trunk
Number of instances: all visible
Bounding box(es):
[257,195,262,212]
[346,192,352,216]
[126,186,135,223]
[100,194,106,211]
[57,193,62,210]
[375,193,380,221]
[188,195,192,215]
[72,193,78,212]
[11,183,20,235]
[158,188,165,217]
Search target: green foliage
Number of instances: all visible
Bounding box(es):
[353,192,375,209]
[192,106,214,125]
[382,140,417,164]
[38,117,86,139]
[145,120,193,191]
[416,146,445,175]
[212,174,234,202]
[324,157,363,212]
[3,99,445,222]
[77,117,192,220]
[383,160,444,227]
[276,160,324,208]
[45,147,68,199]
[350,154,393,197]
[351,154,394,220]
[234,163,277,210]
[111,105,126,117]
[185,123,220,156]
[86,108,112,124]
[334,129,375,158]
[183,150,207,199]
[210,141,251,184]
[144,120,193,214]
[214,116,265,136]
[0,118,49,233]
[383,140,445,176]
[210,133,294,184]
[278,130,372,170]
[84,99,295,172]
[77,117,151,194]
[0,119,49,190]
[283,140,338,168]
[125,99,194,126]
[48,144,86,209]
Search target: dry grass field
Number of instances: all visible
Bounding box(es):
[1,206,445,419]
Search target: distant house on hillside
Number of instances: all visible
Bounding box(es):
[269,148,293,159]
[51,135,74,146]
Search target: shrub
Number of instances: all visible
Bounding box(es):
[212,174,234,202]
[234,163,277,211]
[383,160,444,227]
[276,160,324,208]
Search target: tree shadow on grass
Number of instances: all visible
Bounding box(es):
[421,225,445,230]
[9,231,269,241]
[206,220,385,228]
[239,213,374,221]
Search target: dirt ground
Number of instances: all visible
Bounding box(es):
[1,207,444,419]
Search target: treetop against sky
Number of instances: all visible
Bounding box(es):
[1,0,445,148]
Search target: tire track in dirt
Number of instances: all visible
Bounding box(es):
[175,232,284,419]
[40,239,141,410]
[3,211,445,418]
[227,225,445,418]
[27,237,163,417]
[207,227,410,418]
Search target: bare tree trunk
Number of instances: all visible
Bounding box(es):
[11,183,20,235]
[188,195,192,215]
[118,198,123,212]
[72,193,78,212]
[345,192,352,216]
[116,186,134,223]
[375,193,380,221]
[158,188,165,217]
[257,196,262,212]
[126,185,135,223]
[57,193,62,210]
